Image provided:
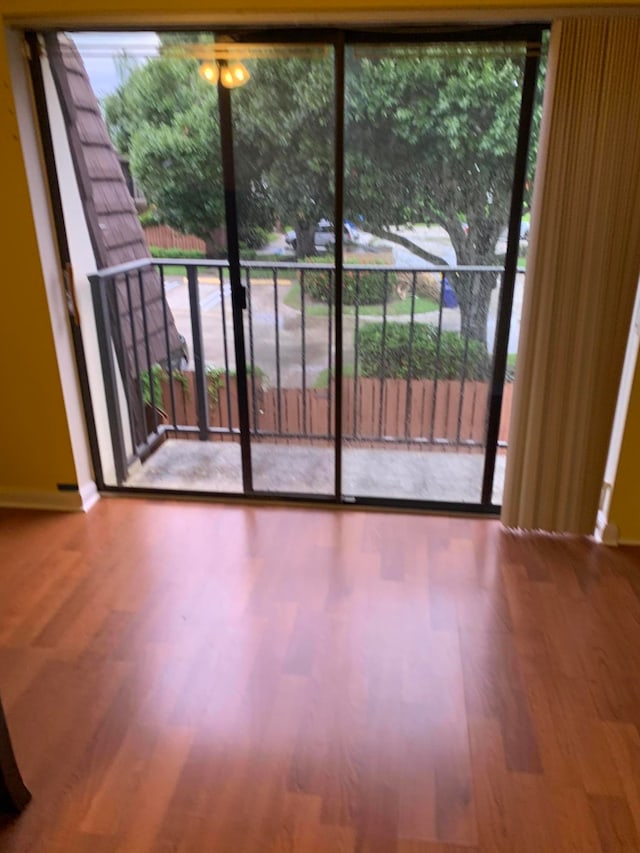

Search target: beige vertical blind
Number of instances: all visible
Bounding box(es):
[503,17,640,535]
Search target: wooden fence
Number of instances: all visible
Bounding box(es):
[143,224,206,253]
[155,372,513,452]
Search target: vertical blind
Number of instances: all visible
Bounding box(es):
[502,17,640,534]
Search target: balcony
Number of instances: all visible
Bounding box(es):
[89,257,516,507]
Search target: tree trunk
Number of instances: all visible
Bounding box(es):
[204,234,221,259]
[363,221,502,346]
[446,219,503,348]
[451,270,498,346]
[296,223,317,259]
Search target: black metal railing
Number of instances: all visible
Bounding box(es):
[90,257,510,484]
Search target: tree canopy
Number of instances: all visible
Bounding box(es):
[232,56,334,258]
[343,46,540,341]
[104,55,226,256]
[103,38,543,343]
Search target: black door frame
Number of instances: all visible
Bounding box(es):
[29,22,545,514]
[215,23,543,511]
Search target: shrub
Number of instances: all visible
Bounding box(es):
[149,244,265,262]
[239,226,270,250]
[239,248,258,261]
[356,322,491,381]
[304,262,397,306]
[395,271,441,301]
[140,365,189,407]
[206,365,268,404]
[149,246,205,260]
[138,206,161,227]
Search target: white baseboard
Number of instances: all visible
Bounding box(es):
[594,510,619,545]
[79,481,100,512]
[0,488,86,512]
[595,512,640,546]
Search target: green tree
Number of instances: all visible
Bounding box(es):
[234,46,541,343]
[105,55,226,256]
[105,39,542,343]
[104,42,273,256]
[233,56,335,258]
[344,46,539,343]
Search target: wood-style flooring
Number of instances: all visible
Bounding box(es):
[1,498,640,851]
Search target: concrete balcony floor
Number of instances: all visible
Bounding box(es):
[126,438,506,505]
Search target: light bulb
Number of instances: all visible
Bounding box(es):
[219,64,233,87]
[198,61,219,85]
[220,61,251,89]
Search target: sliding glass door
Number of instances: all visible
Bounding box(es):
[42,26,543,509]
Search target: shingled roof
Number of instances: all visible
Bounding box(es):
[45,33,181,380]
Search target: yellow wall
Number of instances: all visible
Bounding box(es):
[0,29,77,501]
[609,363,640,543]
[2,0,640,525]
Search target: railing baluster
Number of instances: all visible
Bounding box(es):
[327,268,333,441]
[378,270,389,439]
[273,268,282,435]
[420,381,428,446]
[124,271,146,441]
[456,274,472,446]
[220,267,233,433]
[246,265,258,435]
[187,265,209,441]
[138,267,157,435]
[112,276,137,454]
[353,270,360,441]
[404,271,418,442]
[159,264,178,430]
[89,273,128,484]
[300,269,307,437]
[429,271,446,442]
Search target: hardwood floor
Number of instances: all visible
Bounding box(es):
[0,498,640,851]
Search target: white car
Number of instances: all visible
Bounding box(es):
[285,219,359,252]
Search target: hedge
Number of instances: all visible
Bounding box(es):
[356,322,491,381]
[304,265,397,306]
[149,246,205,260]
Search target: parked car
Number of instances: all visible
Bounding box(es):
[285,219,359,252]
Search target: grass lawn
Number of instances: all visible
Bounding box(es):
[157,264,230,278]
[284,281,438,317]
[158,265,298,282]
[158,264,194,277]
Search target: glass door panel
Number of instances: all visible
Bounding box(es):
[230,43,337,496]
[342,40,530,505]
[54,29,542,507]
[51,31,246,493]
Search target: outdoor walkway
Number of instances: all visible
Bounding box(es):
[126,438,506,504]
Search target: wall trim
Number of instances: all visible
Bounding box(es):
[0,487,87,512]
[79,480,100,511]
[5,7,640,31]
[594,509,617,544]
